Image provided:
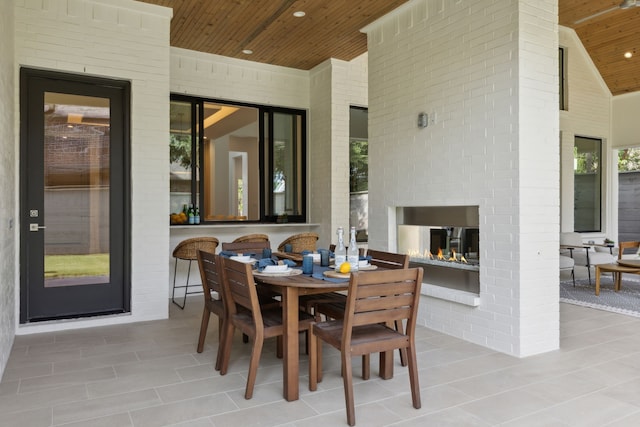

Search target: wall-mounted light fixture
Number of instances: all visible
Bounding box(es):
[418,112,428,128]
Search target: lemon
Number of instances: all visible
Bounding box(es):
[339,262,351,274]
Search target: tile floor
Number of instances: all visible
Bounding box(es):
[3,272,640,426]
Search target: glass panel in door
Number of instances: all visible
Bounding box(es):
[43,93,110,287]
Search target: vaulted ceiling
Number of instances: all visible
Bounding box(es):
[560,0,640,95]
[138,0,640,95]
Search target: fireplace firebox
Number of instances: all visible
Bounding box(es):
[397,206,479,294]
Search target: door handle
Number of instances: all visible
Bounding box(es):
[29,223,46,232]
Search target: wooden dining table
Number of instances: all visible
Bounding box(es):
[252,266,395,401]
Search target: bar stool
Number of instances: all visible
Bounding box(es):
[232,233,269,243]
[172,237,219,309]
[277,232,318,253]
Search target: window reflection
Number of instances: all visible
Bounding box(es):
[574,136,602,232]
[202,102,259,220]
[170,97,306,223]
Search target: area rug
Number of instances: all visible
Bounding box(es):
[560,275,640,317]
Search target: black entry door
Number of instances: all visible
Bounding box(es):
[20,69,131,323]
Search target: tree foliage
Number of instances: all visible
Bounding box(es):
[574,146,599,174]
[350,139,368,192]
[618,148,640,172]
[170,134,191,168]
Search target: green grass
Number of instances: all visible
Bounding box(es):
[44,253,109,278]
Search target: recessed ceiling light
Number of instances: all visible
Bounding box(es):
[624,51,633,58]
[242,49,253,55]
[293,11,305,17]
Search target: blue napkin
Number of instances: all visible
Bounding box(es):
[257,258,276,268]
[360,255,372,261]
[281,259,296,267]
[257,258,296,271]
[219,250,237,258]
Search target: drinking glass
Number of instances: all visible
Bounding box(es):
[302,255,313,274]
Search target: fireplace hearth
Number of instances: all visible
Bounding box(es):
[397,206,480,294]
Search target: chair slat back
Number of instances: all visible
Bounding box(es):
[221,240,271,254]
[618,241,640,259]
[343,268,423,337]
[220,257,263,327]
[197,250,222,296]
[366,249,409,269]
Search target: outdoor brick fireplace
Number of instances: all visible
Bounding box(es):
[397,206,479,294]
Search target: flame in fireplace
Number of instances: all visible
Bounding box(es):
[410,247,468,264]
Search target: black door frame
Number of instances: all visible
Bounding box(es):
[19,68,131,323]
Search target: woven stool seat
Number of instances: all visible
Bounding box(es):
[232,233,269,243]
[277,232,319,253]
[172,237,219,309]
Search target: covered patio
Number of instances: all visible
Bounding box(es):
[1,0,640,402]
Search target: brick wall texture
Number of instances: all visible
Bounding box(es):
[12,0,172,335]
[365,0,560,356]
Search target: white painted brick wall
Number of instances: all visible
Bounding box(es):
[309,60,334,247]
[559,27,613,237]
[308,56,368,248]
[517,0,560,356]
[170,47,309,109]
[365,0,559,356]
[612,93,640,148]
[0,0,16,379]
[13,0,172,334]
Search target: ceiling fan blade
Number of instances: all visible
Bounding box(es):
[574,6,620,24]
[575,1,640,25]
[619,0,638,9]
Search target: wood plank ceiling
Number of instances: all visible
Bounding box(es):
[138,0,640,95]
[560,0,640,96]
[137,0,409,70]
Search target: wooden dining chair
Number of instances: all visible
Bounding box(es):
[195,250,225,370]
[221,240,271,254]
[217,256,316,399]
[618,241,640,260]
[314,249,411,378]
[309,267,424,426]
[314,249,409,320]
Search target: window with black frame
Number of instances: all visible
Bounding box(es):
[574,136,602,232]
[559,47,567,111]
[169,96,306,223]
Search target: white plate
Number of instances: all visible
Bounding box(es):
[253,268,303,277]
[230,256,257,263]
[263,265,289,273]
